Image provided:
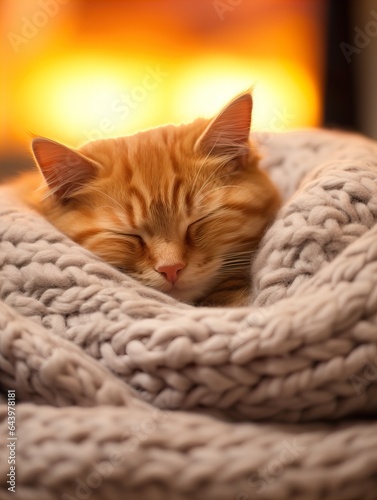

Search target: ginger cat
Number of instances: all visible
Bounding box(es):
[8,92,281,306]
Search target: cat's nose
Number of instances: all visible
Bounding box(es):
[156,263,186,284]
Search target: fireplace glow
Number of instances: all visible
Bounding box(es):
[2,0,326,151]
[15,53,320,146]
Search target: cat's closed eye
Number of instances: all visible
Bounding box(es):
[111,232,144,243]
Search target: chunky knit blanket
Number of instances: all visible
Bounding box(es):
[1,129,377,500]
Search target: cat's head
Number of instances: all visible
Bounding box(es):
[31,91,280,303]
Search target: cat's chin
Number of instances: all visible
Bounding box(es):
[166,288,191,301]
[163,285,207,304]
[151,270,222,303]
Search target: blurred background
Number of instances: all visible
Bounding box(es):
[1,0,377,178]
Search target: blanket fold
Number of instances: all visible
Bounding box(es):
[1,130,377,499]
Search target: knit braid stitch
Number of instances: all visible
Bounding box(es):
[1,130,377,499]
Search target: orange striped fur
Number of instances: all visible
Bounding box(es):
[9,92,281,305]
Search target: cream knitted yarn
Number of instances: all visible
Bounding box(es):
[1,129,377,499]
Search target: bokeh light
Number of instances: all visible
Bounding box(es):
[2,0,326,152]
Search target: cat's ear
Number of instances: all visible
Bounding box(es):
[32,138,100,202]
[195,92,252,158]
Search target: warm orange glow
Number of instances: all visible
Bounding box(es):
[15,55,139,144]
[173,57,319,131]
[15,54,320,146]
[2,0,326,151]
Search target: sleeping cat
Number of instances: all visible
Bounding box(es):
[9,91,281,306]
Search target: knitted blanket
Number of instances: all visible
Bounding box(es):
[1,129,377,500]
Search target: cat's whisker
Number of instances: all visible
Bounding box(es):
[42,181,128,218]
[221,260,252,266]
[194,156,232,202]
[35,180,48,193]
[203,184,249,197]
[191,137,236,200]
[84,185,127,214]
[221,257,253,264]
[190,135,221,197]
[41,179,84,199]
[219,249,259,270]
